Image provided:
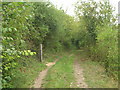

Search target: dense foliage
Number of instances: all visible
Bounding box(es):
[75,0,118,79]
[1,2,77,88]
[1,0,118,88]
[2,2,37,88]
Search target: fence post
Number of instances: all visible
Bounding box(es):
[40,44,42,62]
[118,1,120,25]
[118,2,120,90]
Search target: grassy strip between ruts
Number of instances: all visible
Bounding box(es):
[41,54,76,88]
[75,50,118,88]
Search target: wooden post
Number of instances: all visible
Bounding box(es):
[40,44,42,62]
[118,1,120,25]
[118,2,120,90]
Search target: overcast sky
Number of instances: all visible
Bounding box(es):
[49,0,120,16]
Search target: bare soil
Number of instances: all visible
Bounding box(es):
[73,58,88,88]
[32,54,88,88]
[32,59,58,88]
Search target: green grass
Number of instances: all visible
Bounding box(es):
[11,56,47,88]
[10,52,61,88]
[10,50,118,88]
[41,54,76,88]
[76,50,118,88]
[43,51,62,63]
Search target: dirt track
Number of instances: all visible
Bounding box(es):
[32,59,58,88]
[74,58,88,88]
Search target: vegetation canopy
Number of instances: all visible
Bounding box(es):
[1,0,118,88]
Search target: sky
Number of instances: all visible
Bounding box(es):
[49,0,120,16]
